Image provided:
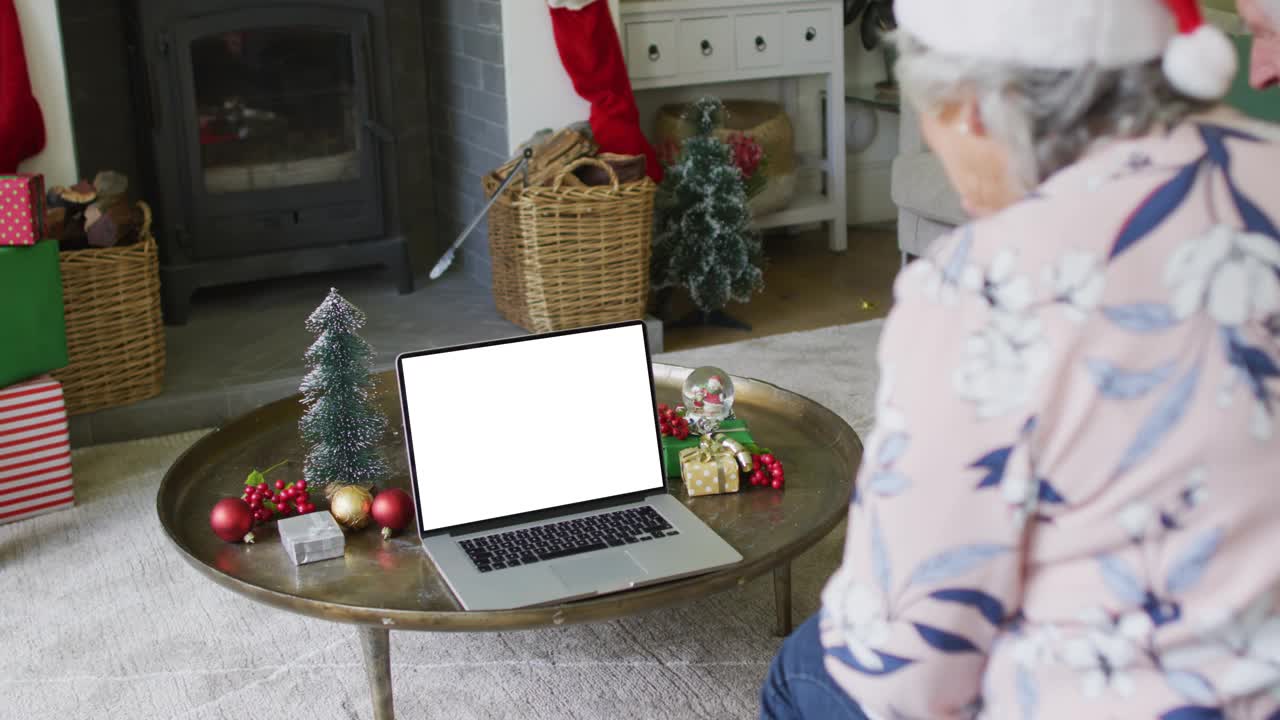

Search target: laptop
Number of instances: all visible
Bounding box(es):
[395,321,743,611]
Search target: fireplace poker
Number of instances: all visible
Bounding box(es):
[429,147,534,280]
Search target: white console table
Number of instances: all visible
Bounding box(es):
[619,0,847,251]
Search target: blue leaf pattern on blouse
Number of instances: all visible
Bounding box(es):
[1161,707,1225,720]
[907,545,1011,587]
[869,470,911,496]
[1098,554,1147,605]
[871,508,892,597]
[1114,362,1202,477]
[969,447,1012,489]
[1086,358,1178,399]
[928,588,1006,626]
[1165,670,1217,706]
[912,623,981,654]
[1101,303,1181,333]
[1165,527,1224,595]
[829,644,915,677]
[1017,664,1039,720]
[1111,161,1201,259]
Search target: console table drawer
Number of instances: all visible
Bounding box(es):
[678,17,732,74]
[626,20,678,78]
[735,13,782,69]
[784,9,832,64]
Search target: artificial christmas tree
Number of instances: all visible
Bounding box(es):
[651,97,765,330]
[299,288,389,489]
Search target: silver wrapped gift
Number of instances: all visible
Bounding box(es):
[277,511,346,565]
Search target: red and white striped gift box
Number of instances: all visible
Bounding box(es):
[0,376,74,525]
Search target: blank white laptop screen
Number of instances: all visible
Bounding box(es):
[398,324,663,532]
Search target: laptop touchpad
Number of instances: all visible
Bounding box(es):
[550,552,648,595]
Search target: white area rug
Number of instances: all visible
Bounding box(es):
[0,321,883,720]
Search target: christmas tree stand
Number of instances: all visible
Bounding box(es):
[666,308,752,332]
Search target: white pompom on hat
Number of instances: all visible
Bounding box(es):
[895,0,1237,100]
[1161,0,1238,100]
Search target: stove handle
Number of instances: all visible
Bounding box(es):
[359,33,396,145]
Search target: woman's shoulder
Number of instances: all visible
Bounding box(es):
[942,109,1280,283]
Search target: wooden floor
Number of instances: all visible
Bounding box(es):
[662,225,900,352]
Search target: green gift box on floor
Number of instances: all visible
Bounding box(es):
[661,418,754,478]
[0,239,68,387]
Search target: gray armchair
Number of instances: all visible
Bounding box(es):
[891,103,968,261]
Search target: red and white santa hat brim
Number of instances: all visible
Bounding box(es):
[896,0,1237,101]
[547,0,599,8]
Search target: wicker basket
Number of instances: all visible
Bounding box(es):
[655,99,797,216]
[482,157,656,333]
[51,202,165,415]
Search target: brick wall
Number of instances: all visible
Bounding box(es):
[56,0,145,194]
[424,0,508,287]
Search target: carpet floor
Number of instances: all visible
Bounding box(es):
[1,320,883,720]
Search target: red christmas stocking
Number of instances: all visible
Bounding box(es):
[548,0,661,181]
[0,0,44,173]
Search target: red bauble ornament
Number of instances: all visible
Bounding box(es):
[210,498,256,543]
[372,488,415,540]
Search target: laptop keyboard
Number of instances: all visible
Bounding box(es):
[458,506,678,573]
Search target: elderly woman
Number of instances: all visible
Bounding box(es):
[761,1,1280,718]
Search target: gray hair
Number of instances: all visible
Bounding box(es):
[894,32,1211,188]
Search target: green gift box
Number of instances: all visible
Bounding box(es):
[661,418,754,478]
[0,240,68,387]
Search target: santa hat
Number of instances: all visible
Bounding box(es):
[896,0,1237,101]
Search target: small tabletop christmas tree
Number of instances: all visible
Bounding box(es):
[299,288,389,489]
[652,97,765,330]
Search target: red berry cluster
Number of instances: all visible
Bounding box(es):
[727,132,765,180]
[747,453,785,490]
[657,403,691,440]
[241,479,316,524]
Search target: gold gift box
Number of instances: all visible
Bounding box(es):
[679,434,750,497]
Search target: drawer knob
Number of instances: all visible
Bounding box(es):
[805,27,816,42]
[755,35,767,52]
[701,39,713,56]
[648,43,661,61]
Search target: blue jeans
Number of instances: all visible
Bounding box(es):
[760,614,869,720]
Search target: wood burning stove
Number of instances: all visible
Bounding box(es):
[135,0,413,323]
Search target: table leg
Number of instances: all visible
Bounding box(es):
[359,626,395,720]
[773,562,793,637]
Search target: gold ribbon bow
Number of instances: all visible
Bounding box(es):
[711,433,754,471]
[678,433,752,470]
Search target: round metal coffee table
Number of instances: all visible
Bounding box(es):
[157,364,859,719]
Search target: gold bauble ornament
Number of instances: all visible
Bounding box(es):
[327,484,373,530]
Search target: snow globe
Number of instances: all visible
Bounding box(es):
[681,366,735,433]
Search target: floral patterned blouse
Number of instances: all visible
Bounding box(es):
[819,109,1280,720]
